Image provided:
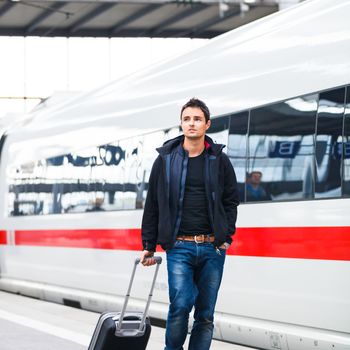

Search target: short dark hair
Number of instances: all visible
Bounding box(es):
[248,171,262,178]
[180,98,210,123]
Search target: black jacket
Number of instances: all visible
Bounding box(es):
[141,134,239,251]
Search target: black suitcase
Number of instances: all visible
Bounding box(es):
[88,256,162,350]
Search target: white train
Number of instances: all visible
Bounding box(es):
[1,0,350,349]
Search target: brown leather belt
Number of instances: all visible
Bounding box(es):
[176,234,214,243]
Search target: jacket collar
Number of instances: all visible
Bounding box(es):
[156,134,225,156]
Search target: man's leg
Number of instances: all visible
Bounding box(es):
[188,244,226,350]
[165,241,196,350]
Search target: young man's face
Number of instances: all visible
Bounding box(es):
[250,172,262,185]
[181,107,211,140]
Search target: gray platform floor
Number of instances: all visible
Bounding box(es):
[0,290,256,350]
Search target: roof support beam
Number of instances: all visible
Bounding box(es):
[176,6,240,38]
[25,2,67,35]
[146,3,208,37]
[0,1,276,38]
[0,27,222,38]
[0,0,15,18]
[69,2,117,34]
[109,3,161,36]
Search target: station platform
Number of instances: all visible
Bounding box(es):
[0,290,256,350]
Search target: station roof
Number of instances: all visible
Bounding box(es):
[0,0,278,38]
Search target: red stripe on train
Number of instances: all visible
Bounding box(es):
[10,226,350,261]
[232,227,350,261]
[15,229,143,250]
[0,230,7,245]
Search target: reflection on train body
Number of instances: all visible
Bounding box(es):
[8,86,350,216]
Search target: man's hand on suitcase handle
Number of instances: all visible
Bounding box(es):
[140,250,157,266]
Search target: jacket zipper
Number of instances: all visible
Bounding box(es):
[172,153,188,242]
[205,153,215,235]
[165,154,171,200]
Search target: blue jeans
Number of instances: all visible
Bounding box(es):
[165,240,226,350]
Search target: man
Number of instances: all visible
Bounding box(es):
[140,98,239,350]
[246,171,271,201]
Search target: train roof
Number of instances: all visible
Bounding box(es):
[5,0,350,165]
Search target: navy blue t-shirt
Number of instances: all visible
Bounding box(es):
[177,151,212,235]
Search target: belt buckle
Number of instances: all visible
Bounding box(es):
[194,235,204,244]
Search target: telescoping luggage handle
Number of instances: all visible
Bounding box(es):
[116,256,162,332]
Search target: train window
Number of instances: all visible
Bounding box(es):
[36,160,52,215]
[61,147,100,213]
[119,137,143,210]
[9,161,44,216]
[141,131,165,208]
[103,141,125,211]
[315,87,346,199]
[87,146,105,212]
[10,87,350,216]
[7,166,17,216]
[206,116,230,152]
[227,112,249,202]
[247,94,318,202]
[45,156,65,214]
[97,143,120,211]
[342,87,350,197]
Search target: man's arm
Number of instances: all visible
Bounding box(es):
[140,156,161,265]
[221,155,240,245]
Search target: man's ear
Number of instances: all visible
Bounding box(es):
[206,119,211,130]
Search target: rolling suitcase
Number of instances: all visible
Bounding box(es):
[88,256,162,350]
